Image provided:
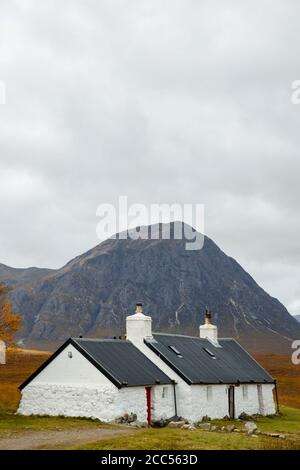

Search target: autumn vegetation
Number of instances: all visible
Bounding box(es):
[254,353,300,409]
[0,284,21,344]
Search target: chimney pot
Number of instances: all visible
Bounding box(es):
[205,308,212,324]
[135,303,144,314]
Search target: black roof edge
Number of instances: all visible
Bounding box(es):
[19,338,123,391]
[145,339,193,385]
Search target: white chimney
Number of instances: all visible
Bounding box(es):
[126,303,153,343]
[199,309,219,346]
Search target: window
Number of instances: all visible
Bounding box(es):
[242,385,248,400]
[162,386,168,399]
[203,348,216,359]
[68,351,73,358]
[168,345,182,358]
[206,385,213,402]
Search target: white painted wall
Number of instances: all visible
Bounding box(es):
[19,383,142,421]
[188,385,229,422]
[185,383,276,422]
[235,383,276,417]
[0,340,6,365]
[19,383,176,423]
[152,385,176,421]
[26,344,112,387]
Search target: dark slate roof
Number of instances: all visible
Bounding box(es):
[19,337,173,390]
[73,338,173,387]
[145,334,274,385]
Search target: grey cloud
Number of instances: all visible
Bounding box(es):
[0,0,300,315]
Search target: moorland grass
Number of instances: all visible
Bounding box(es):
[75,408,300,450]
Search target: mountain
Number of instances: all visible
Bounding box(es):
[5,222,300,353]
[295,315,300,323]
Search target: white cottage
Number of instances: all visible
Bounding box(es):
[18,304,277,424]
[0,340,6,365]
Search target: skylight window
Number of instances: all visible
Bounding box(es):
[169,345,183,357]
[203,347,216,359]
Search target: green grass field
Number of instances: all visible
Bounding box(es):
[74,407,300,450]
[0,413,104,436]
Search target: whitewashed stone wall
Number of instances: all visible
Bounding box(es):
[187,385,228,422]
[235,383,276,417]
[119,385,174,422]
[152,384,176,421]
[18,383,176,423]
[183,383,276,422]
[18,383,148,421]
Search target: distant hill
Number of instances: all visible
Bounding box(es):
[295,315,300,323]
[4,223,300,353]
[0,263,54,287]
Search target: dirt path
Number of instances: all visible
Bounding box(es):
[0,427,135,450]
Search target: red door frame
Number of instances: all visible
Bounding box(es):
[145,386,152,425]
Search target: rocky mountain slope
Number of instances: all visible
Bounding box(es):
[4,223,300,352]
[295,315,300,323]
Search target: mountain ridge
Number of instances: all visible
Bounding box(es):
[0,263,55,287]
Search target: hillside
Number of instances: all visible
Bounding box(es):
[0,263,54,287]
[4,223,300,352]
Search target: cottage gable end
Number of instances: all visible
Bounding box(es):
[21,343,115,389]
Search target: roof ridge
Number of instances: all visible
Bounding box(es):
[72,337,128,343]
[72,334,235,342]
[153,332,233,340]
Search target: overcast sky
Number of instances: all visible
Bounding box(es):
[0,1,300,316]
